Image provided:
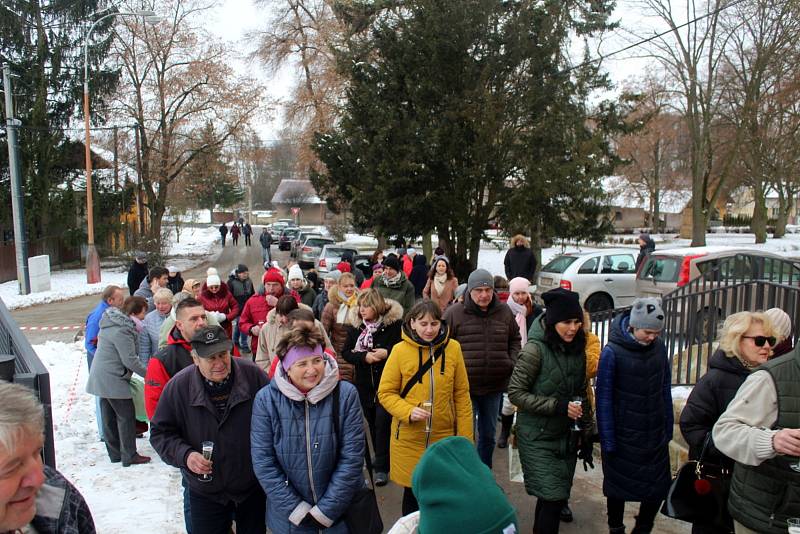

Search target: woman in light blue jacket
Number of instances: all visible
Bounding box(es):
[251,324,365,533]
[138,288,173,366]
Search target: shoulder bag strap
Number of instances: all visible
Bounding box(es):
[400,356,435,399]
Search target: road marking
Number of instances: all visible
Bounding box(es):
[19,325,82,331]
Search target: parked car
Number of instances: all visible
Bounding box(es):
[298,236,335,269]
[316,245,359,275]
[278,227,300,251]
[534,248,638,312]
[291,231,324,258]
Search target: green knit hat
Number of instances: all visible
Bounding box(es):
[412,436,518,534]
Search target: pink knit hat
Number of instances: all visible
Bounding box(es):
[508,277,530,295]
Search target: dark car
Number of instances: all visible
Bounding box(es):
[278,227,300,251]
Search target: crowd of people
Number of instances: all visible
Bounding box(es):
[1,230,799,534]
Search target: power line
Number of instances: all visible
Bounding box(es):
[564,0,750,74]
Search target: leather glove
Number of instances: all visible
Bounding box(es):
[300,513,326,530]
[578,439,595,471]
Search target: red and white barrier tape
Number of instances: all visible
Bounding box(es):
[20,325,82,331]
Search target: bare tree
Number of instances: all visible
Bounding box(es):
[719,0,800,242]
[110,0,265,241]
[634,0,740,245]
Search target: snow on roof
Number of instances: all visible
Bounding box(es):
[602,176,691,214]
[271,179,323,205]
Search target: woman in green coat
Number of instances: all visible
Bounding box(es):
[508,288,591,534]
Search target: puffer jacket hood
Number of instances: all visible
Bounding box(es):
[708,348,751,376]
[138,276,150,290]
[100,306,135,330]
[400,320,451,351]
[273,353,340,405]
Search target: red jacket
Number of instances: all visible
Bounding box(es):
[402,255,413,277]
[198,283,240,324]
[144,328,193,419]
[238,290,280,352]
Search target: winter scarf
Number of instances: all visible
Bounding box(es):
[131,316,144,333]
[383,271,403,288]
[355,319,383,353]
[506,298,529,345]
[336,289,358,324]
[433,273,448,296]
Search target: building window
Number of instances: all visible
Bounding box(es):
[614,211,623,222]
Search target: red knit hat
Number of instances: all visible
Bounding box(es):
[336,261,351,273]
[263,267,285,286]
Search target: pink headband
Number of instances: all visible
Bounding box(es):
[282,344,324,372]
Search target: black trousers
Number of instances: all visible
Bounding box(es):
[362,401,391,473]
[607,497,662,530]
[534,498,567,534]
[188,487,266,534]
[402,487,419,516]
[100,397,137,464]
[244,235,251,246]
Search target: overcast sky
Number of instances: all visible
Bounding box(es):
[206,0,683,141]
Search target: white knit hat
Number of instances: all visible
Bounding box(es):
[765,308,792,339]
[288,265,304,281]
[206,274,221,287]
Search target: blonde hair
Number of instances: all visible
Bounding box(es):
[338,272,356,286]
[718,311,776,359]
[357,289,389,317]
[0,382,45,455]
[153,288,174,304]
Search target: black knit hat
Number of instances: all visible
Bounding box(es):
[235,263,249,274]
[542,288,583,326]
[383,254,401,272]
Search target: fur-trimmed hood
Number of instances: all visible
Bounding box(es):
[352,298,403,328]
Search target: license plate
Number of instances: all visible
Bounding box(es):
[540,277,553,286]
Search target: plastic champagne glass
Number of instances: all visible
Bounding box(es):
[422,401,433,433]
[787,518,800,534]
[200,441,214,482]
[571,397,583,431]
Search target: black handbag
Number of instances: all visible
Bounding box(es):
[661,433,733,531]
[332,384,384,534]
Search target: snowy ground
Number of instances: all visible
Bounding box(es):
[0,226,220,310]
[36,341,184,533]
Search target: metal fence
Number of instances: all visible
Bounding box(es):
[0,298,56,467]
[590,253,800,386]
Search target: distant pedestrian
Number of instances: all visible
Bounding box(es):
[251,324,365,533]
[422,257,458,313]
[635,233,655,271]
[377,300,474,515]
[243,223,253,246]
[596,297,671,534]
[166,265,184,294]
[408,254,429,298]
[127,251,149,296]
[198,268,240,338]
[150,326,268,534]
[228,264,255,353]
[401,247,415,278]
[86,296,151,467]
[219,223,228,247]
[230,223,241,246]
[339,250,365,286]
[259,228,272,264]
[370,249,385,268]
[443,269,520,468]
[373,255,416,316]
[287,265,317,308]
[504,234,537,282]
[321,272,360,382]
[313,271,339,320]
[361,263,383,290]
[134,266,170,311]
[239,268,289,353]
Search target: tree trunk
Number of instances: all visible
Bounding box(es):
[421,231,433,261]
[774,190,789,238]
[751,183,768,244]
[530,220,543,279]
[691,182,707,247]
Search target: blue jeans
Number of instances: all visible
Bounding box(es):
[182,477,193,534]
[232,319,249,350]
[87,351,104,441]
[471,392,503,468]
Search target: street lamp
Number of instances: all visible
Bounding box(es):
[83,9,158,283]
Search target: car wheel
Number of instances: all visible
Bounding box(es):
[585,293,613,313]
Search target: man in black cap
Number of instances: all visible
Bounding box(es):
[443,268,521,468]
[228,264,255,354]
[150,326,268,534]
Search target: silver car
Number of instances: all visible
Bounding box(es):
[315,245,360,275]
[534,248,638,312]
[298,236,335,268]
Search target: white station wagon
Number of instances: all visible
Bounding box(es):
[534,248,639,312]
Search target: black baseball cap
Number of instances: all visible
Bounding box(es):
[190,326,233,358]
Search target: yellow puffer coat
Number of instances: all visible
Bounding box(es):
[377,324,474,488]
[586,331,601,409]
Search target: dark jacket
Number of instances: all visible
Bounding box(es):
[373,272,416,316]
[144,326,194,418]
[408,254,429,298]
[296,281,317,308]
[341,299,403,408]
[167,273,184,294]
[251,360,365,533]
[596,313,672,501]
[504,245,537,282]
[680,349,749,467]
[312,290,329,321]
[339,251,365,286]
[635,235,656,271]
[86,307,147,399]
[219,223,228,236]
[150,358,269,504]
[243,223,252,236]
[259,231,271,248]
[442,293,521,396]
[127,260,148,297]
[30,466,96,534]
[228,275,255,311]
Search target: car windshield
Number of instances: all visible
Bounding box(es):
[541,255,579,274]
[640,257,680,282]
[283,229,299,238]
[306,238,332,248]
[323,247,355,258]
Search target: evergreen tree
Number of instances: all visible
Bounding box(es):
[0,1,120,241]
[184,122,244,214]
[311,0,623,276]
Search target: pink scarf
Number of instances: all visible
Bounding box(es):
[507,300,528,345]
[355,320,382,353]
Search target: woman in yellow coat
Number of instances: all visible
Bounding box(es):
[378,299,473,516]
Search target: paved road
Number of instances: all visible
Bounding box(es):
[10,231,691,533]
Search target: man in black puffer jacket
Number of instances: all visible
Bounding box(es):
[504,235,537,282]
[228,264,255,353]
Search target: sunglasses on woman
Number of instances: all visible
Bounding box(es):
[742,335,776,347]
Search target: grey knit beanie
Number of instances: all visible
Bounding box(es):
[467,269,494,293]
[629,298,665,331]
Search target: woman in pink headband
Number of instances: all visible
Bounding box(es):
[250,323,367,532]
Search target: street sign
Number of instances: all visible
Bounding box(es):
[291,207,300,215]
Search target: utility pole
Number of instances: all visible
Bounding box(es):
[2,65,30,295]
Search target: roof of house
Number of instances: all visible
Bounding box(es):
[271,179,323,205]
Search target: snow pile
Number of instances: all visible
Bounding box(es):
[165,225,221,257]
[0,269,129,310]
[35,341,184,533]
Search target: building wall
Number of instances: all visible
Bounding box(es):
[609,206,647,233]
[274,204,346,226]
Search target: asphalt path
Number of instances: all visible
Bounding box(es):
[10,230,690,533]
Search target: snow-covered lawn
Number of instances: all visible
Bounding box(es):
[0,226,220,310]
[36,341,184,533]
